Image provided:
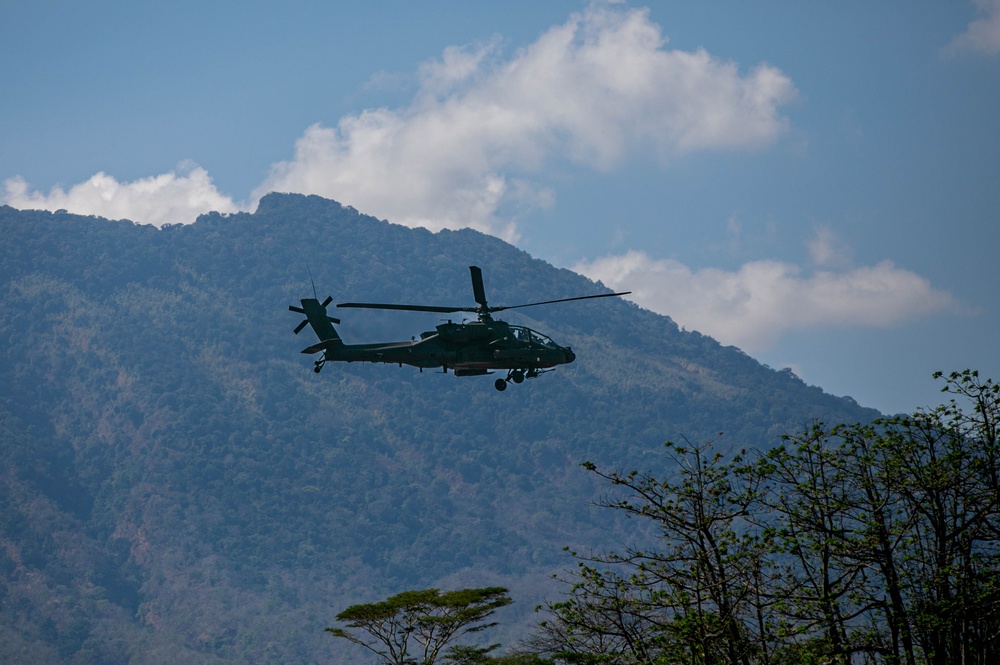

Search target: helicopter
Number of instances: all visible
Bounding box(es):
[289,266,629,391]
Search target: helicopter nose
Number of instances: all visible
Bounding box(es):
[565,347,576,363]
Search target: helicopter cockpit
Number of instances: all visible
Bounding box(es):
[509,325,561,350]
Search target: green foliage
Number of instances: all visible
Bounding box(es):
[539,370,1000,665]
[539,440,771,664]
[326,587,512,665]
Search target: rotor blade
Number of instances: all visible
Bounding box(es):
[491,291,632,312]
[321,296,333,308]
[289,305,306,314]
[293,319,309,335]
[470,266,487,308]
[337,302,475,314]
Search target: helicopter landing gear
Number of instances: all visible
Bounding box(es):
[313,359,326,374]
[494,368,541,391]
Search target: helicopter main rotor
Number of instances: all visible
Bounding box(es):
[336,266,630,323]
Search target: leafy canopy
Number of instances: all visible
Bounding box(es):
[327,586,513,665]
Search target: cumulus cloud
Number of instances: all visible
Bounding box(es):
[255,3,796,238]
[574,244,958,352]
[945,0,1000,55]
[3,164,242,227]
[3,4,794,234]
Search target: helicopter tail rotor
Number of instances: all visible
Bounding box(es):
[289,296,342,343]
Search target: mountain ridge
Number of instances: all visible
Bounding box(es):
[0,193,879,663]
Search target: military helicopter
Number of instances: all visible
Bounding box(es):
[289,266,629,391]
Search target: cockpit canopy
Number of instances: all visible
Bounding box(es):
[509,325,560,350]
[428,320,564,349]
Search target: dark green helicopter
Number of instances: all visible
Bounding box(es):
[289,266,629,391]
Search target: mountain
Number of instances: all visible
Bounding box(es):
[0,194,878,663]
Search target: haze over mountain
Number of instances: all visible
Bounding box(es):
[0,194,880,663]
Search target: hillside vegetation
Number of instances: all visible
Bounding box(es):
[0,194,878,663]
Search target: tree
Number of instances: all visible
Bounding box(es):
[537,371,1000,665]
[326,587,513,665]
[747,371,1000,665]
[767,371,1000,664]
[537,440,773,665]
[761,422,917,664]
[758,426,870,664]
[882,370,1000,664]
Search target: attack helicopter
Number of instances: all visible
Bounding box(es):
[289,266,629,391]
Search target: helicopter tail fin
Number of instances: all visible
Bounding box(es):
[289,297,343,353]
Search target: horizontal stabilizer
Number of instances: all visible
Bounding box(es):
[301,339,341,355]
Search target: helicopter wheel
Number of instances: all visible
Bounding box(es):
[511,370,525,384]
[526,369,538,379]
[494,378,508,392]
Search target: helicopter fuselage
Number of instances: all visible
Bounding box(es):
[310,319,575,375]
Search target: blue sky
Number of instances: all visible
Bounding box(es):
[3,0,998,414]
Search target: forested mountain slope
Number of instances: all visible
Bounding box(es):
[0,194,878,663]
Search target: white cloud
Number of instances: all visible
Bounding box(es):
[575,247,958,353]
[3,164,242,227]
[255,3,796,238]
[3,4,795,234]
[945,0,1000,56]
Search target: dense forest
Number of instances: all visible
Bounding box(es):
[0,194,881,663]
